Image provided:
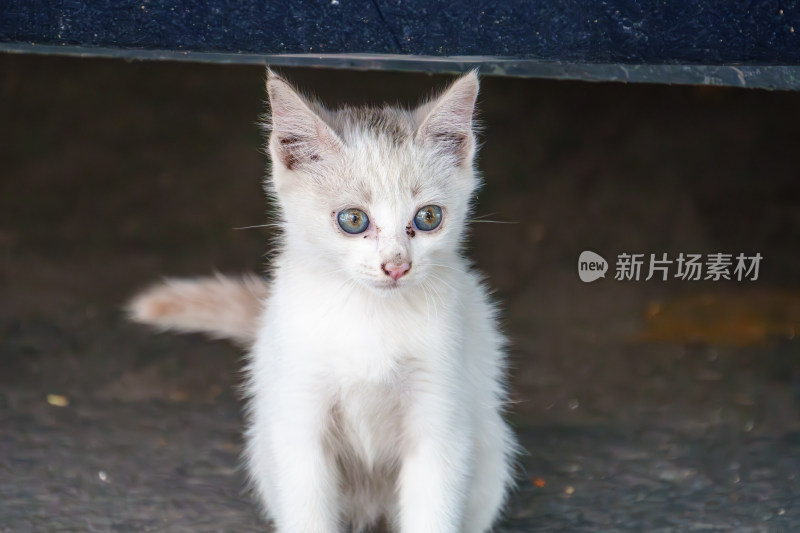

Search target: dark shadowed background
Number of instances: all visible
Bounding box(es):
[1,55,799,531]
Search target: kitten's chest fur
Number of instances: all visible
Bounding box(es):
[313,294,426,526]
[329,377,407,470]
[330,382,405,530]
[269,266,457,463]
[272,265,457,383]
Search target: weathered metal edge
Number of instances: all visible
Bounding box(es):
[3,43,799,91]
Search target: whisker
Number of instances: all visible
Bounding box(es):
[318,277,358,321]
[427,281,444,307]
[427,272,455,294]
[420,280,439,322]
[468,220,518,224]
[420,280,432,321]
[427,262,467,275]
[233,224,273,230]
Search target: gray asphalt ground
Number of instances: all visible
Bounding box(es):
[1,55,799,532]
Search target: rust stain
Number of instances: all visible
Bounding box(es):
[635,290,800,347]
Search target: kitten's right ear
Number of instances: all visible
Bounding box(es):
[414,70,479,164]
[266,70,342,171]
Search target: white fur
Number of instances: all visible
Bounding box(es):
[243,71,517,533]
[128,274,268,344]
[130,70,518,532]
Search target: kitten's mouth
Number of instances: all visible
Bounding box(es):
[371,279,404,292]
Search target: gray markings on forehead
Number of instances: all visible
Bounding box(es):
[334,180,373,207]
[332,106,414,144]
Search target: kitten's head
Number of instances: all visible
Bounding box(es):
[265,70,480,295]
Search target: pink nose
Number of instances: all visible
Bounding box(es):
[382,262,411,281]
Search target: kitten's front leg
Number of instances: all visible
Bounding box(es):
[398,389,473,533]
[249,385,340,533]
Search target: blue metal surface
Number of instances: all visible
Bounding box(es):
[1,1,800,88]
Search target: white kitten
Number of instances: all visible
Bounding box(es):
[130,70,517,533]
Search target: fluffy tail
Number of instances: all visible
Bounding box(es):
[128,274,268,345]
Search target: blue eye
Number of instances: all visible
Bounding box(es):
[413,205,443,231]
[337,208,370,234]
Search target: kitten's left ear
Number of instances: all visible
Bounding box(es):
[415,70,479,163]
